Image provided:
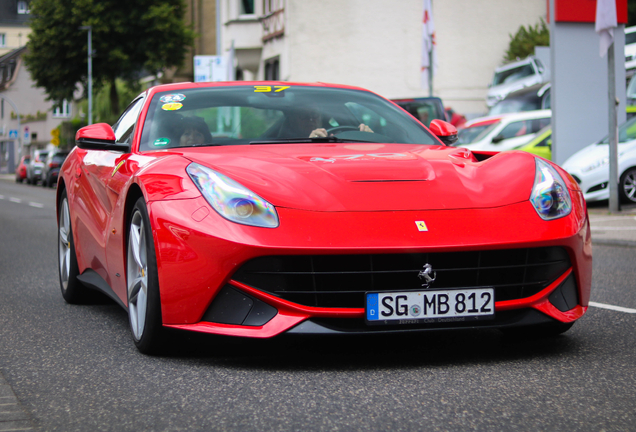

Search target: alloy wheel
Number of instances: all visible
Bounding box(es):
[623,170,636,203]
[127,210,149,340]
[58,198,71,291]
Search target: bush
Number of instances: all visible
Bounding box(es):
[505,19,549,62]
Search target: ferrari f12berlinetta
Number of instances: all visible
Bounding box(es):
[57,82,591,354]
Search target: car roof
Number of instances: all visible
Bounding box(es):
[145,81,376,99]
[502,82,550,99]
[391,97,444,103]
[465,109,551,128]
[493,56,536,73]
[463,117,502,128]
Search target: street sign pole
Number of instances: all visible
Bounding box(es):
[0,95,22,172]
[608,41,620,212]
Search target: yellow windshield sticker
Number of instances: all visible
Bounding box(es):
[161,102,183,111]
[254,85,290,93]
[415,221,428,232]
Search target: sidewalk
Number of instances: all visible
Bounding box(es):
[2,173,635,247]
[587,202,636,247]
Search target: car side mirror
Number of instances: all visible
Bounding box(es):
[76,123,129,152]
[429,119,458,145]
[491,134,505,144]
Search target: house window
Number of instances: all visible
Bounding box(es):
[17,1,30,14]
[53,100,71,118]
[0,34,6,47]
[264,57,279,80]
[240,0,254,14]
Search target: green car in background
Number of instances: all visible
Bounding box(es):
[516,125,552,160]
[519,115,636,161]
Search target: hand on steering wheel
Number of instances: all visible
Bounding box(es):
[325,125,360,134]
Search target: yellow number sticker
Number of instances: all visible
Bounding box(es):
[254,85,290,93]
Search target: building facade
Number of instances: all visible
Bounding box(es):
[0,0,31,57]
[0,47,71,172]
[217,0,546,117]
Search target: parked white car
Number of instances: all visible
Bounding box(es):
[562,117,636,204]
[456,110,551,152]
[625,26,636,77]
[486,56,548,107]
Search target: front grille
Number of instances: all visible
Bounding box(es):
[232,247,571,308]
[571,174,582,184]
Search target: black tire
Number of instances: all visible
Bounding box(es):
[42,177,48,188]
[15,177,22,183]
[58,189,87,303]
[126,197,164,354]
[619,167,636,204]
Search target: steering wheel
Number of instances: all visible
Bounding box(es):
[325,125,360,134]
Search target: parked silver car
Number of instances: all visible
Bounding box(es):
[486,56,548,107]
[26,149,49,185]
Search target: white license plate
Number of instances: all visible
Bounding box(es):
[366,288,494,325]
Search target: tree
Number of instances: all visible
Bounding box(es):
[24,0,194,116]
[504,19,550,63]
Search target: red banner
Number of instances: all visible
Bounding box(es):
[547,0,627,24]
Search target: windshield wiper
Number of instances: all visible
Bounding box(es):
[250,137,369,145]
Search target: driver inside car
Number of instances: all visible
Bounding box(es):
[284,107,374,138]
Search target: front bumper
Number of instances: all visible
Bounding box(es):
[149,196,591,338]
[566,167,610,202]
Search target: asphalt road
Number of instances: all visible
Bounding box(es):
[1,178,635,432]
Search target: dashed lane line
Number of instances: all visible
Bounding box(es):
[589,301,636,314]
[0,195,45,208]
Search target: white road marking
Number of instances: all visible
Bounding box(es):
[589,301,636,314]
[28,202,44,208]
[9,197,21,203]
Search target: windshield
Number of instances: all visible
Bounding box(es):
[626,31,636,45]
[488,97,541,115]
[457,122,499,144]
[492,64,535,86]
[599,116,636,144]
[139,85,437,150]
[394,100,445,127]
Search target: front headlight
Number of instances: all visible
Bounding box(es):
[186,163,279,228]
[530,158,572,220]
[581,157,609,172]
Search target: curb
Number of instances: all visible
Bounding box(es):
[592,239,636,248]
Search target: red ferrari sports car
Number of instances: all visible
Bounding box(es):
[57,82,591,354]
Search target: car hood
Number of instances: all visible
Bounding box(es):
[180,144,536,212]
